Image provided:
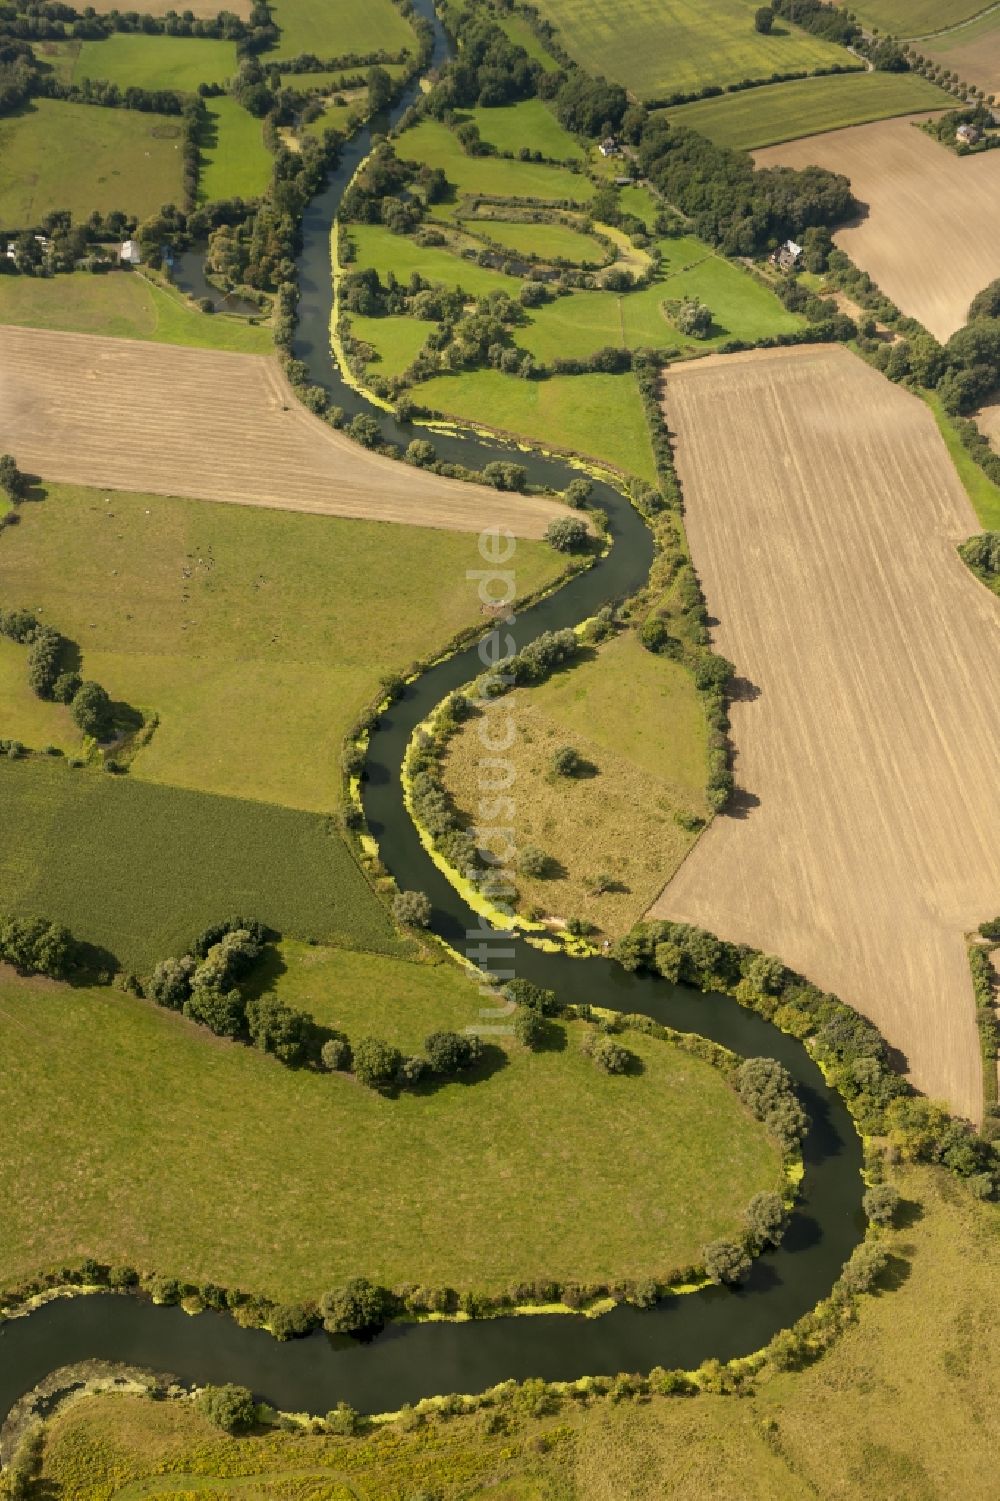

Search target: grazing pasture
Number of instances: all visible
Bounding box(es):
[442,633,711,936]
[0,759,401,971]
[496,10,560,69]
[198,96,272,201]
[348,311,431,375]
[921,9,1000,101]
[396,119,596,212]
[74,34,236,90]
[0,966,780,1297]
[415,369,658,481]
[0,484,563,811]
[0,270,272,353]
[756,117,1000,341]
[0,100,184,223]
[269,0,417,60]
[465,98,583,159]
[0,326,567,537]
[664,70,952,150]
[524,0,859,101]
[653,345,1000,1124]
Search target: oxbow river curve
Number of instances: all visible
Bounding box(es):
[0,0,864,1422]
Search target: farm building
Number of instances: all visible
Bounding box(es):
[598,136,620,156]
[120,239,142,265]
[956,122,980,145]
[771,239,802,270]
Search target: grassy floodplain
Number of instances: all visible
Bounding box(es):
[415,369,658,481]
[198,95,272,201]
[31,1168,1000,1496]
[524,0,860,101]
[0,270,272,353]
[473,217,606,264]
[348,311,431,375]
[397,119,596,214]
[0,100,184,222]
[350,222,522,296]
[0,484,564,811]
[0,962,781,1297]
[74,33,236,90]
[465,97,583,159]
[443,633,711,935]
[269,0,417,59]
[0,759,400,971]
[664,70,954,150]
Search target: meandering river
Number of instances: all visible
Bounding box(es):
[0,0,863,1421]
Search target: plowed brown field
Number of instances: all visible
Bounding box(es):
[0,325,565,538]
[652,345,1000,1123]
[755,118,1000,342]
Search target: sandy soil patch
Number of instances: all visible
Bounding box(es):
[755,117,1000,342]
[0,326,566,539]
[651,344,1000,1123]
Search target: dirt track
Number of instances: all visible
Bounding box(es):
[0,325,566,538]
[755,118,1000,342]
[652,345,1000,1123]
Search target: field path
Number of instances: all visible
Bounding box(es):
[755,118,1000,342]
[0,325,566,538]
[651,345,1000,1123]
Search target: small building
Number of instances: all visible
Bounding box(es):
[120,239,141,266]
[771,238,803,271]
[598,136,619,157]
[956,122,980,146]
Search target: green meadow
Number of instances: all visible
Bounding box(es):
[0,964,780,1296]
[416,369,658,481]
[850,0,985,33]
[0,484,563,812]
[0,100,184,222]
[465,97,583,159]
[664,70,954,150]
[74,33,236,90]
[526,0,860,101]
[269,0,417,60]
[349,312,431,375]
[0,758,400,971]
[349,222,522,296]
[496,10,561,69]
[198,95,272,201]
[474,217,606,264]
[0,271,272,353]
[397,119,596,214]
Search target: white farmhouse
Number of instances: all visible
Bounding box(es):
[120,239,142,266]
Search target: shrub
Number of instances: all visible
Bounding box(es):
[71,681,114,739]
[195,1384,257,1433]
[744,1190,785,1248]
[0,914,76,978]
[516,843,551,878]
[674,295,712,337]
[406,438,436,466]
[513,1007,547,1049]
[246,994,314,1066]
[352,1034,403,1089]
[503,977,561,1015]
[424,1029,483,1075]
[146,955,197,1010]
[703,1238,751,1284]
[551,745,583,777]
[587,1033,633,1074]
[320,1277,393,1334]
[326,1401,361,1435]
[393,889,432,927]
[320,1034,352,1071]
[863,1182,899,1226]
[545,516,589,552]
[837,1241,888,1296]
[564,477,592,508]
[269,1302,315,1339]
[183,984,246,1039]
[755,5,774,32]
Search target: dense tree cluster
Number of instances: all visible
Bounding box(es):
[735,1056,808,1154]
[771,0,858,47]
[0,912,76,977]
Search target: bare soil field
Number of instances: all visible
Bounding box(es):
[0,326,565,538]
[652,345,1000,1123]
[921,9,1000,100]
[755,117,1000,342]
[975,398,1000,453]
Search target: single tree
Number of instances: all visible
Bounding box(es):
[545,516,589,553]
[754,6,774,33]
[195,1384,257,1433]
[352,1034,403,1089]
[70,681,113,740]
[393,889,432,928]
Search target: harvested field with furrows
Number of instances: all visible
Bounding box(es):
[0,326,566,538]
[652,345,1000,1124]
[755,118,1000,342]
